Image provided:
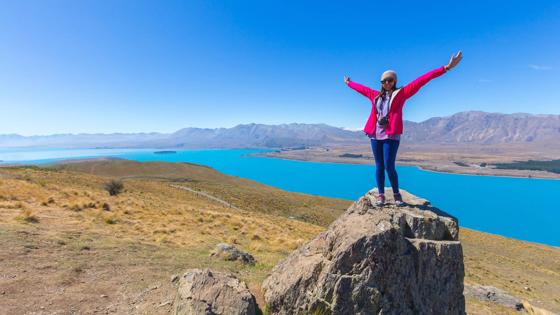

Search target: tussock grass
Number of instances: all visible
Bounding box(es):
[17,208,39,223]
[104,216,117,225]
[52,160,350,226]
[1,161,559,314]
[1,163,323,266]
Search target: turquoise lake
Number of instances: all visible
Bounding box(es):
[1,147,558,247]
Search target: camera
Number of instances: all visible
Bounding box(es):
[377,116,389,127]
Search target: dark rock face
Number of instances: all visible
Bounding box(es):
[210,243,256,265]
[173,268,257,315]
[262,189,465,315]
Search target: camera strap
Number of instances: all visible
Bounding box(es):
[376,91,393,119]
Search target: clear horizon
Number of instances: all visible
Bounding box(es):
[1,1,559,136]
[2,110,558,137]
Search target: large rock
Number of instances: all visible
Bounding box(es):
[262,189,465,315]
[173,268,257,315]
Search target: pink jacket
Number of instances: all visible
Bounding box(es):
[347,65,447,136]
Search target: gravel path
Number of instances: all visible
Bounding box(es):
[169,184,242,211]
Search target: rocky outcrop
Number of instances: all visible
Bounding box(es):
[172,268,257,315]
[210,243,256,265]
[262,189,465,315]
[464,285,557,315]
[464,284,524,311]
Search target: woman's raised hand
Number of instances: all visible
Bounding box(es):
[344,76,350,84]
[446,50,462,70]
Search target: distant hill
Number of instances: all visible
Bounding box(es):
[1,111,558,149]
[0,123,363,149]
[403,111,560,144]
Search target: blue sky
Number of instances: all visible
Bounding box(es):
[1,0,559,136]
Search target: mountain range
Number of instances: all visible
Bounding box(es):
[1,111,558,149]
[402,111,560,144]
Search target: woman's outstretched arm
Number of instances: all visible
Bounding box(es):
[344,76,378,99]
[401,50,462,99]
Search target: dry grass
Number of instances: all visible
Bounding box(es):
[461,228,560,313]
[0,160,558,314]
[0,162,326,313]
[16,208,39,223]
[0,162,323,268]
[50,159,350,226]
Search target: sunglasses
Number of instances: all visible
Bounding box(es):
[381,78,395,84]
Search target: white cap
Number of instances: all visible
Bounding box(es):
[381,70,397,81]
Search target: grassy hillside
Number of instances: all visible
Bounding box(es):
[0,160,558,314]
[51,159,350,226]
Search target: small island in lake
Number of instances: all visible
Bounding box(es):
[154,150,177,154]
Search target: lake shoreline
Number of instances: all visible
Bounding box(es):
[2,149,559,180]
[1,149,558,246]
[251,151,560,180]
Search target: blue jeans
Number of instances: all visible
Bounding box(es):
[370,138,400,195]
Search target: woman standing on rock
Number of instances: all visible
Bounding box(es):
[344,51,462,206]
